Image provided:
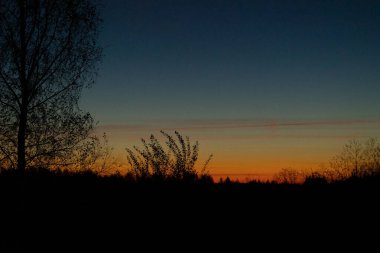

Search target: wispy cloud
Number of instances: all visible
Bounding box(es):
[98,118,380,132]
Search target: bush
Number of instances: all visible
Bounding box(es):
[126,131,212,181]
[330,138,380,180]
[273,168,302,184]
[304,172,328,185]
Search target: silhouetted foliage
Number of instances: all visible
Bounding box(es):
[272,138,380,184]
[2,142,380,252]
[330,138,380,179]
[68,132,122,174]
[126,131,212,181]
[0,0,102,171]
[273,168,301,184]
[304,171,328,185]
[1,166,378,252]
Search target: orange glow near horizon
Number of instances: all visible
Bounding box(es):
[96,118,380,180]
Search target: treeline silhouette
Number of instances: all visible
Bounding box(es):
[2,164,379,252]
[1,131,379,252]
[2,160,379,251]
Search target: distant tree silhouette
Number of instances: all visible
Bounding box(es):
[275,138,380,184]
[273,168,301,184]
[126,131,212,181]
[330,138,380,180]
[0,0,101,171]
[71,132,122,175]
[363,138,380,174]
[304,171,328,185]
[330,140,364,179]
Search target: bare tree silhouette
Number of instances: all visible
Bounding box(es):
[0,0,101,171]
[273,168,301,184]
[273,138,380,184]
[330,138,380,179]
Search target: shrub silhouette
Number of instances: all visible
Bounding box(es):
[273,168,301,184]
[271,138,380,184]
[126,131,212,181]
[330,138,380,180]
[304,171,328,185]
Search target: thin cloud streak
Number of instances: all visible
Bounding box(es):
[98,118,380,132]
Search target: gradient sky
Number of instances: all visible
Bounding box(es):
[81,0,380,178]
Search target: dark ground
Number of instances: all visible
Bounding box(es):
[1,169,379,252]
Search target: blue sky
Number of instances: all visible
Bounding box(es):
[81,0,380,175]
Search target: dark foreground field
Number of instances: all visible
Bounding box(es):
[1,169,379,252]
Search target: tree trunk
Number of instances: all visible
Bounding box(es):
[17,105,27,172]
[17,0,27,172]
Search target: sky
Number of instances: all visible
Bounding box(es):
[81,0,380,178]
